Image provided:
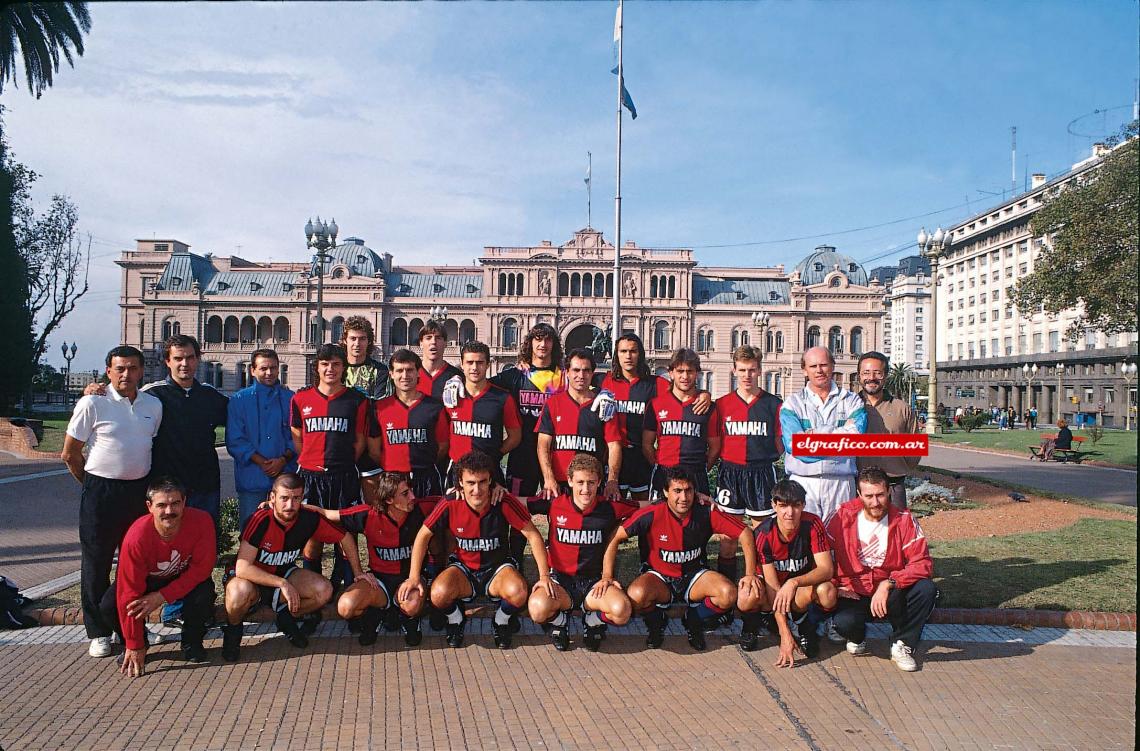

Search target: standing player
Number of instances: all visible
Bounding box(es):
[342,315,392,399]
[416,319,463,401]
[367,348,448,498]
[308,471,439,647]
[291,343,370,586]
[642,349,722,500]
[527,454,637,651]
[596,334,711,501]
[713,345,782,581]
[399,451,552,649]
[737,479,836,663]
[490,322,565,497]
[597,468,759,650]
[441,341,522,488]
[221,473,365,661]
[536,348,623,501]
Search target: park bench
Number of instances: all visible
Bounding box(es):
[1027,433,1087,463]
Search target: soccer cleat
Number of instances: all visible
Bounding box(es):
[427,607,446,632]
[790,616,818,658]
[550,624,570,651]
[221,625,243,662]
[383,607,401,633]
[712,610,735,630]
[507,611,521,634]
[402,617,423,647]
[826,619,846,644]
[276,611,309,649]
[88,636,113,658]
[683,608,707,651]
[846,640,868,656]
[358,608,383,647]
[181,642,208,663]
[298,611,321,637]
[891,640,918,672]
[739,629,760,652]
[492,622,514,649]
[346,617,363,634]
[645,611,668,649]
[582,623,607,652]
[445,614,467,648]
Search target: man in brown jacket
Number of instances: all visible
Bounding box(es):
[855,352,919,509]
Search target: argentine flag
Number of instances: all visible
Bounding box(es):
[612,4,637,119]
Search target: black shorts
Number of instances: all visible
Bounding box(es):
[410,466,445,499]
[447,557,519,602]
[506,475,543,497]
[647,567,710,607]
[223,565,302,615]
[619,445,652,494]
[550,571,597,611]
[715,461,778,519]
[300,467,360,510]
[649,463,710,500]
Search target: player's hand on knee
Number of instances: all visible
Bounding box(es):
[441,376,463,408]
[398,578,423,603]
[280,581,301,614]
[773,581,797,614]
[359,572,380,591]
[591,577,617,599]
[738,576,760,600]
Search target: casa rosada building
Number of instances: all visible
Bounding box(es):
[117,228,886,398]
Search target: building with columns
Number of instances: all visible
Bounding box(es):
[117,228,885,398]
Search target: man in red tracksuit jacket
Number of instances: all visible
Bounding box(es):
[99,477,217,677]
[826,467,935,673]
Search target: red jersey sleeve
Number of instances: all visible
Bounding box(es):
[434,409,450,444]
[710,507,746,537]
[603,412,624,444]
[756,535,775,566]
[290,395,303,429]
[537,401,555,436]
[809,515,831,555]
[356,397,370,437]
[311,510,348,544]
[416,496,442,518]
[527,496,553,516]
[369,403,383,438]
[623,505,656,536]
[501,494,532,531]
[338,504,371,535]
[707,404,723,438]
[157,511,217,604]
[642,400,659,433]
[503,394,522,430]
[425,500,451,536]
[115,523,152,650]
[611,499,640,522]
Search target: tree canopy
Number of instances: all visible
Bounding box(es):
[1012,122,1139,340]
[0,2,91,98]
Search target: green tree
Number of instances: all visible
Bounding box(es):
[0,2,92,99]
[1012,121,1139,340]
[0,121,33,413]
[885,362,916,402]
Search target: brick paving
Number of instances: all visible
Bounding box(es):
[0,623,1134,751]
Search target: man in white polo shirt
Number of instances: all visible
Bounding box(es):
[62,345,163,658]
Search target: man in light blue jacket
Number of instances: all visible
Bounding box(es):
[226,349,297,530]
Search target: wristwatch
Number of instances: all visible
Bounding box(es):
[887,578,898,590]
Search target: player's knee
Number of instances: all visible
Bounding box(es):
[312,577,333,606]
[501,580,528,609]
[528,593,555,623]
[816,581,837,609]
[713,580,737,608]
[429,582,455,610]
[607,595,632,625]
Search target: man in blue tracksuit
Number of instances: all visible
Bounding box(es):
[226,349,297,530]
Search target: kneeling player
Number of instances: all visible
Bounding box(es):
[221,473,365,661]
[738,479,836,666]
[527,454,637,651]
[598,468,759,650]
[310,470,439,646]
[399,451,552,649]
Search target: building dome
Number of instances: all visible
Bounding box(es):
[793,245,868,286]
[316,237,385,277]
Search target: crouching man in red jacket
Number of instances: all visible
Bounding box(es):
[826,467,935,672]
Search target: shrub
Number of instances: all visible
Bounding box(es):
[1087,425,1105,445]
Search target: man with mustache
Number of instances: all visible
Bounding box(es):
[855,351,919,510]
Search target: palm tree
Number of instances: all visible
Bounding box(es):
[885,362,917,403]
[1,3,91,99]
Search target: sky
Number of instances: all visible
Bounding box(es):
[1,1,1136,372]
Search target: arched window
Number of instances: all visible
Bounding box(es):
[329,316,345,344]
[740,329,750,346]
[828,326,844,354]
[650,276,659,298]
[274,316,290,343]
[238,363,249,389]
[558,273,569,296]
[850,327,864,356]
[605,273,614,297]
[279,363,289,387]
[595,273,605,296]
[502,317,519,349]
[732,329,740,349]
[390,318,408,346]
[459,319,476,344]
[498,272,508,295]
[240,316,256,343]
[668,276,676,299]
[444,319,458,343]
[706,329,715,351]
[161,317,180,341]
[583,274,593,297]
[653,321,670,351]
[223,316,239,344]
[766,330,774,353]
[775,331,784,352]
[571,273,581,297]
[205,316,222,344]
[806,325,821,349]
[256,316,272,342]
[696,329,708,352]
[408,318,424,343]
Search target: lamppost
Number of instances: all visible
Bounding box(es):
[61,341,77,403]
[1022,363,1038,425]
[917,226,950,434]
[304,216,338,345]
[1054,362,1064,423]
[429,305,449,323]
[1123,362,1137,431]
[751,310,770,376]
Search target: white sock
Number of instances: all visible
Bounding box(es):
[551,611,568,627]
[494,607,512,626]
[446,606,463,625]
[584,611,604,628]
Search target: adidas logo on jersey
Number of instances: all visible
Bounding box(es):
[555,515,567,525]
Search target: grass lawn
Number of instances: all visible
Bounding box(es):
[929,518,1137,612]
[931,426,1137,466]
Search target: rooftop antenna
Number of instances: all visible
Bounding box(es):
[1010,126,1017,197]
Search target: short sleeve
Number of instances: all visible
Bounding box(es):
[603,412,624,444]
[623,506,655,537]
[66,396,97,442]
[502,394,522,430]
[433,407,450,444]
[706,405,722,438]
[339,505,370,535]
[501,495,532,532]
[368,404,382,439]
[642,401,659,433]
[355,397,370,436]
[425,501,451,536]
[711,507,746,537]
[809,516,831,555]
[315,514,347,544]
[242,513,270,547]
[290,396,303,429]
[537,402,555,436]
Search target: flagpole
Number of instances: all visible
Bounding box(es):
[587,151,592,229]
[611,0,624,352]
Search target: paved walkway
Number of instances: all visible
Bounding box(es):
[0,622,1133,750]
[926,444,1137,506]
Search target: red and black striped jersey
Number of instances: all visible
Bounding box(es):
[715,390,782,465]
[290,386,370,472]
[492,364,566,482]
[424,494,531,571]
[594,373,670,449]
[642,389,721,467]
[417,362,462,401]
[241,506,345,576]
[754,512,830,584]
[371,395,449,473]
[536,391,625,481]
[529,494,638,579]
[337,499,438,576]
[445,384,522,462]
[622,502,744,579]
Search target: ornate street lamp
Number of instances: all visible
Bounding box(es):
[917,226,950,434]
[305,216,338,344]
[61,341,77,402]
[1123,362,1137,431]
[751,310,770,386]
[1022,362,1039,416]
[430,306,449,322]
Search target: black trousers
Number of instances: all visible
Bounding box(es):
[832,578,936,648]
[79,474,149,638]
[99,577,215,649]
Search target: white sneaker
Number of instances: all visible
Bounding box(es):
[826,620,845,643]
[890,640,918,671]
[846,640,867,655]
[88,636,113,658]
[145,626,165,646]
